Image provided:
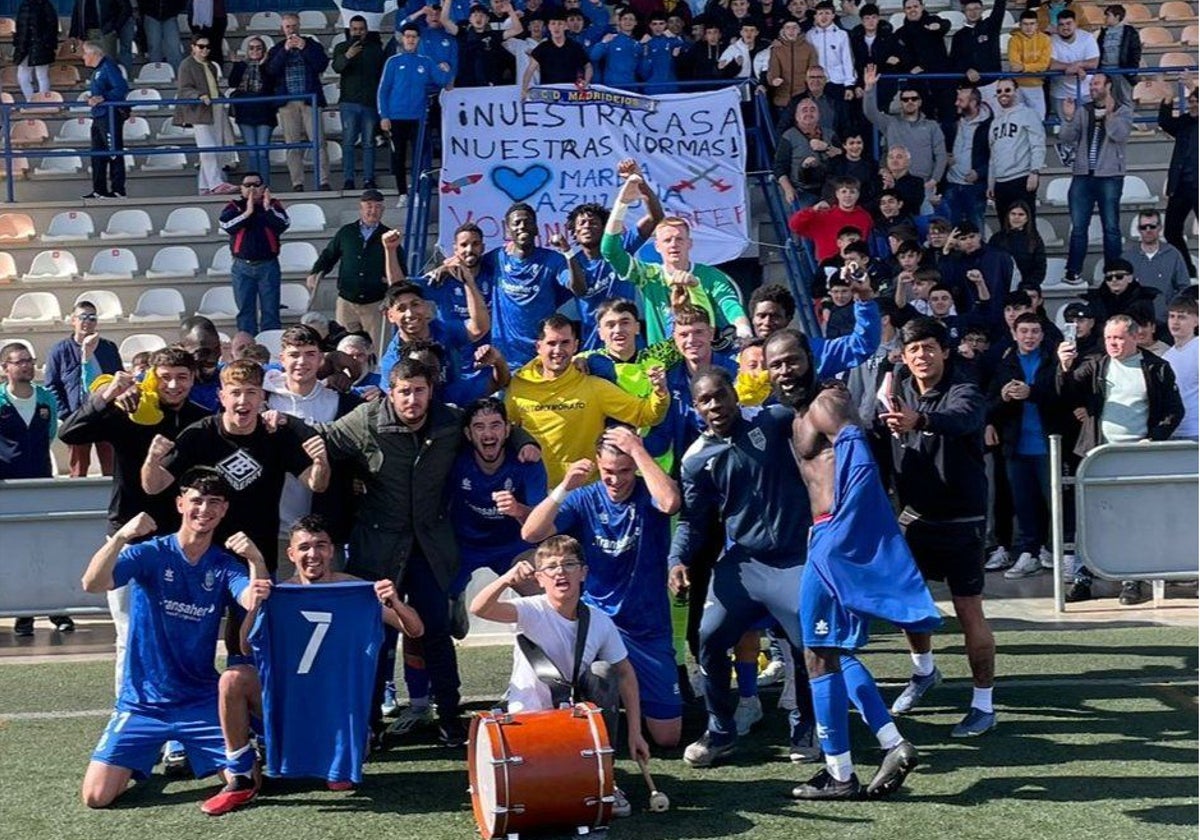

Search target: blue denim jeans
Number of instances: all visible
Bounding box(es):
[940,181,988,232]
[231,258,282,335]
[142,15,182,70]
[340,102,378,186]
[1005,451,1051,556]
[240,123,272,188]
[1066,174,1124,275]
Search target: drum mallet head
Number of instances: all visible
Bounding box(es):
[637,757,670,813]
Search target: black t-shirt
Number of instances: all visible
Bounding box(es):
[531,39,589,84]
[164,415,313,572]
[456,27,510,86]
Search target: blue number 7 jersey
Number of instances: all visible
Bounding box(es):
[249,582,384,784]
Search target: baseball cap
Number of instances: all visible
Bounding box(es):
[1063,301,1096,320]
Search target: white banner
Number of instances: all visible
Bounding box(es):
[437,84,750,266]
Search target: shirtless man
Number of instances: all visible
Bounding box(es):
[763,330,941,800]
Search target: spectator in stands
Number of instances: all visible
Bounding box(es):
[678,19,725,86]
[332,15,385,192]
[849,4,901,112]
[940,221,1014,334]
[827,130,878,205]
[13,0,58,102]
[1096,4,1141,95]
[187,0,227,65]
[266,13,332,192]
[987,78,1047,225]
[1123,209,1191,324]
[766,18,817,118]
[717,18,765,81]
[749,282,797,338]
[140,0,184,70]
[949,0,1007,110]
[591,7,642,87]
[1049,9,1099,167]
[868,195,912,259]
[941,84,993,232]
[777,64,846,140]
[564,7,603,53]
[1062,300,1101,357]
[806,2,855,105]
[787,176,873,261]
[775,98,840,209]
[219,174,291,335]
[989,201,1047,288]
[336,333,382,400]
[228,37,276,188]
[445,1,523,87]
[1158,89,1198,279]
[891,0,953,125]
[80,41,128,200]
[1007,10,1052,120]
[1129,302,1170,355]
[44,300,122,477]
[863,65,948,206]
[877,145,926,219]
[176,35,238,196]
[307,190,396,352]
[639,12,687,92]
[1163,296,1199,441]
[1038,0,1095,32]
[506,15,544,88]
[522,9,589,91]
[70,0,132,76]
[378,25,453,208]
[1061,72,1132,285]
[1084,257,1160,323]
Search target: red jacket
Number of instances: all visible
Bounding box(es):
[787,205,873,262]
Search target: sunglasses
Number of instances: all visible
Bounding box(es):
[242,181,263,188]
[76,313,98,321]
[899,95,921,102]
[1104,273,1130,281]
[1139,223,1159,230]
[195,43,211,49]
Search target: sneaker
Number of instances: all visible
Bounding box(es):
[292,184,304,192]
[81,191,110,199]
[734,695,763,736]
[326,780,354,791]
[201,774,259,816]
[683,731,736,768]
[984,546,1013,571]
[380,680,399,717]
[449,595,469,641]
[437,716,467,748]
[386,703,433,736]
[363,179,377,189]
[342,179,355,191]
[1119,580,1149,606]
[395,194,408,209]
[866,740,918,799]
[757,659,786,687]
[52,616,75,633]
[162,744,191,778]
[790,768,862,800]
[610,786,632,818]
[950,707,996,738]
[318,183,332,191]
[890,667,942,716]
[1062,271,1086,286]
[1004,552,1042,579]
[13,617,33,636]
[109,190,126,199]
[1065,580,1093,603]
[788,713,822,763]
[1039,547,1054,570]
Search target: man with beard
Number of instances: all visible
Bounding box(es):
[407,223,492,373]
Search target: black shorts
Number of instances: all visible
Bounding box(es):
[900,515,986,598]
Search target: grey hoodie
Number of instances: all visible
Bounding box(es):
[1059,100,1133,178]
[864,87,948,182]
[988,102,1048,185]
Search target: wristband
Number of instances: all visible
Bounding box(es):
[549,485,568,505]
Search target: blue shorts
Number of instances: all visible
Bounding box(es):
[799,560,869,652]
[449,545,531,597]
[90,702,226,780]
[622,632,681,720]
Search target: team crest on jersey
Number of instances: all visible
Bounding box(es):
[202,570,215,592]
[164,567,174,583]
[599,511,609,524]
[217,448,263,491]
[814,619,829,635]
[748,428,766,451]
[461,477,472,491]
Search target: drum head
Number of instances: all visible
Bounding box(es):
[471,717,500,838]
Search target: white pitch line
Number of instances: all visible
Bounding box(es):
[1,675,1193,723]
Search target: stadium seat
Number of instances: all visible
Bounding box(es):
[196,286,238,319]
[1157,52,1195,77]
[940,10,965,27]
[1120,175,1156,205]
[128,287,186,322]
[12,119,49,145]
[28,91,64,113]
[145,245,201,278]
[1087,216,1103,245]
[225,12,240,31]
[1182,24,1199,46]
[118,333,168,362]
[1045,177,1070,205]
[1133,78,1175,105]
[84,248,139,281]
[1159,0,1195,20]
[999,31,1011,55]
[135,62,175,84]
[0,212,35,241]
[1122,2,1152,21]
[322,82,339,106]
[1082,4,1104,24]
[287,202,326,233]
[157,117,194,139]
[280,282,311,313]
[48,64,80,87]
[0,156,30,178]
[57,117,92,143]
[160,207,211,237]
[248,11,282,30]
[279,241,318,273]
[1043,258,1067,287]
[304,142,341,169]
[22,249,78,281]
[207,244,233,276]
[321,110,342,136]
[74,289,124,321]
[1139,26,1176,46]
[124,116,151,141]
[100,209,154,240]
[142,147,188,170]
[3,291,61,326]
[329,32,346,51]
[0,251,15,281]
[255,329,284,360]
[298,10,328,29]
[127,88,163,111]
[34,152,82,174]
[1036,216,1063,247]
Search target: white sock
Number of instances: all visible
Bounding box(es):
[825,751,855,783]
[972,686,994,714]
[911,651,934,677]
[875,721,903,750]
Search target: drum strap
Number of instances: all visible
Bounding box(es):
[515,603,591,708]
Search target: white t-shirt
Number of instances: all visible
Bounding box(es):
[505,36,541,87]
[1050,32,1099,101]
[7,389,37,427]
[266,372,343,535]
[1163,338,1199,439]
[506,594,628,713]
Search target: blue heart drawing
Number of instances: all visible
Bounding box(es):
[490,165,552,202]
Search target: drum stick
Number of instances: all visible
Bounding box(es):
[636,757,670,813]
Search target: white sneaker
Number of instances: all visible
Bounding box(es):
[1004,552,1042,579]
[611,786,632,818]
[734,695,763,735]
[395,194,408,209]
[757,659,786,686]
[984,546,1013,571]
[1039,547,1054,569]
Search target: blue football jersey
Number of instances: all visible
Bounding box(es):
[250,582,383,784]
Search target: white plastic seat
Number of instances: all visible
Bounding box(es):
[74,289,124,321]
[129,287,186,322]
[279,282,310,313]
[207,244,233,277]
[1045,177,1070,205]
[100,209,154,240]
[1092,260,1109,284]
[939,10,965,28]
[225,13,240,31]
[279,241,318,273]
[255,329,284,360]
[1035,216,1062,247]
[56,117,92,143]
[35,152,82,174]
[124,116,151,141]
[298,10,327,29]
[146,245,201,279]
[248,11,282,30]
[119,333,168,362]
[196,286,238,319]
[322,82,339,106]
[22,249,77,281]
[287,203,326,233]
[160,207,211,237]
[0,251,17,280]
[321,110,342,136]
[135,62,175,84]
[157,118,194,139]
[127,88,163,111]
[3,291,62,325]
[1086,216,1103,245]
[0,212,35,241]
[1043,257,1067,287]
[142,146,188,170]
[1119,175,1155,205]
[302,142,341,168]
[84,247,139,281]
